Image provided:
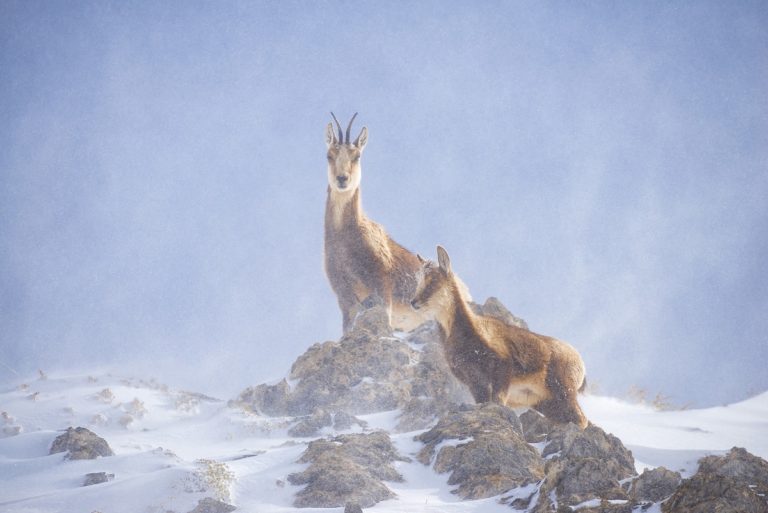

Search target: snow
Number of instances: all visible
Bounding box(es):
[1,371,766,512]
[581,393,768,476]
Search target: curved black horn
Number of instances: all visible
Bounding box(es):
[330,112,343,143]
[345,112,358,144]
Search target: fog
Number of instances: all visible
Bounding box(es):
[2,2,766,406]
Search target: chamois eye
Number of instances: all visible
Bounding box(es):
[352,155,360,163]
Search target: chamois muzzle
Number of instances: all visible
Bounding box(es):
[336,175,349,189]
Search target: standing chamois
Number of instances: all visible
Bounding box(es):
[411,246,588,428]
[324,113,431,332]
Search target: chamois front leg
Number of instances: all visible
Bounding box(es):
[336,289,360,333]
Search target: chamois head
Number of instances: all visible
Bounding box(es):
[411,245,454,313]
[325,112,368,193]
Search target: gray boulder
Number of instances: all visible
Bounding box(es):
[629,466,681,503]
[50,427,114,460]
[663,471,768,513]
[663,447,768,513]
[83,472,114,486]
[697,446,768,497]
[416,403,543,499]
[288,431,407,508]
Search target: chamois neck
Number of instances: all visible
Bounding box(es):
[326,187,364,230]
[434,280,476,338]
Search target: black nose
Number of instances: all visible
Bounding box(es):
[336,175,348,185]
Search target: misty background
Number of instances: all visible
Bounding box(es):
[1,1,766,407]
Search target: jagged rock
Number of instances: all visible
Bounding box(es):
[519,408,555,444]
[663,447,768,513]
[187,497,237,513]
[83,472,114,486]
[542,424,636,476]
[232,302,472,430]
[629,466,681,503]
[232,378,292,416]
[663,472,768,513]
[288,410,333,437]
[416,403,543,499]
[288,431,407,508]
[49,427,114,460]
[532,423,637,512]
[469,297,528,329]
[697,446,768,497]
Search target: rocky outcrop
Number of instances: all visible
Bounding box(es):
[287,431,408,508]
[629,466,681,504]
[232,304,471,432]
[696,446,768,497]
[230,301,768,511]
[416,403,543,499]
[411,403,642,510]
[49,427,114,460]
[663,447,768,513]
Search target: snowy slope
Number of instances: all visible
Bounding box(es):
[1,372,766,513]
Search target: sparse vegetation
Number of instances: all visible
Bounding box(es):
[125,398,147,418]
[95,388,114,403]
[195,459,235,503]
[626,385,691,411]
[174,392,200,413]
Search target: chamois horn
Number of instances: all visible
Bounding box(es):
[330,112,343,143]
[345,112,358,144]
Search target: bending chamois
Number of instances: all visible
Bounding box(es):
[324,113,430,332]
[411,246,588,428]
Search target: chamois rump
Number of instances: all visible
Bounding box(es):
[411,246,588,428]
[324,113,431,332]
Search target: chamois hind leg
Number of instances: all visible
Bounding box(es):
[536,362,588,428]
[338,296,358,333]
[534,394,587,429]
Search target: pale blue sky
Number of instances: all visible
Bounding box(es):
[1,1,767,406]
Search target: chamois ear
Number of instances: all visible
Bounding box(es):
[417,254,426,264]
[354,126,368,150]
[325,123,337,148]
[436,245,452,275]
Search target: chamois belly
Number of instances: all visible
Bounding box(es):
[498,371,551,408]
